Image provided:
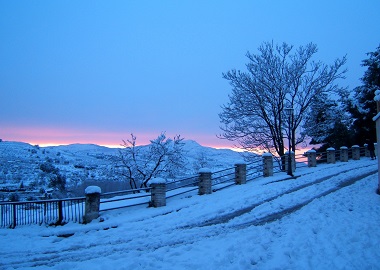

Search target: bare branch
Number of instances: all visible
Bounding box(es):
[219,41,347,156]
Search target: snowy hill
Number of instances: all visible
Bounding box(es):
[1,158,379,269]
[0,140,254,199]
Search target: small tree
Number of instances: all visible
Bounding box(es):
[8,193,19,202]
[117,133,186,190]
[39,161,66,191]
[192,151,210,173]
[48,173,66,191]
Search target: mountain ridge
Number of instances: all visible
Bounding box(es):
[0,140,255,199]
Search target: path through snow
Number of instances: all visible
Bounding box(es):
[1,159,380,269]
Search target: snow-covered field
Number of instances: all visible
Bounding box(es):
[1,158,380,270]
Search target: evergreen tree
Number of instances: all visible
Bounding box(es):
[362,45,380,88]
[348,45,380,145]
[303,93,352,151]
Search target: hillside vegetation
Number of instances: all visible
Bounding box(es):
[0,141,253,201]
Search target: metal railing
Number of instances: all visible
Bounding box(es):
[0,197,85,228]
[99,187,151,212]
[1,146,368,228]
[246,162,263,181]
[166,175,199,199]
[295,153,308,169]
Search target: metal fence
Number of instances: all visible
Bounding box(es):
[0,197,85,228]
[99,187,151,212]
[1,146,368,229]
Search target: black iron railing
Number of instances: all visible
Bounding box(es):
[0,197,85,228]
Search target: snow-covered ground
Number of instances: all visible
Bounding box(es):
[1,158,380,270]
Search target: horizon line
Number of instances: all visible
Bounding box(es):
[0,139,244,152]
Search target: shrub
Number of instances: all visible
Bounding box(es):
[48,173,66,191]
[8,193,19,202]
[74,164,85,169]
[40,162,57,174]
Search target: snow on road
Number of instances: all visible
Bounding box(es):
[1,159,380,269]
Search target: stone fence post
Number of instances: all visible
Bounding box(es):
[262,153,273,177]
[352,145,360,160]
[235,163,247,184]
[150,178,166,207]
[84,186,101,224]
[375,143,378,156]
[199,168,212,195]
[306,150,317,167]
[284,151,296,173]
[364,144,370,157]
[340,146,348,162]
[327,148,336,164]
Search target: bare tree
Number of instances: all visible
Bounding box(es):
[117,133,186,190]
[219,41,347,157]
[192,151,211,173]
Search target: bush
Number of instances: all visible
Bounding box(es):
[8,193,19,202]
[40,162,57,174]
[74,164,85,169]
[48,173,66,191]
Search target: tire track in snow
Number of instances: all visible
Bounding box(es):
[1,163,377,269]
[233,169,378,229]
[0,225,227,269]
[194,164,377,228]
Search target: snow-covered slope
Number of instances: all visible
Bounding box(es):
[0,140,254,198]
[0,158,379,269]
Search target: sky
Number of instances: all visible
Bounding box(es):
[1,156,379,269]
[1,1,380,148]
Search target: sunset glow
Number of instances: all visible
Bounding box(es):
[1,1,379,154]
[1,126,237,149]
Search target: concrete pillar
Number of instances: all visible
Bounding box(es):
[375,143,378,156]
[364,144,370,157]
[84,186,101,224]
[284,151,295,172]
[306,150,317,167]
[262,153,273,177]
[235,163,247,184]
[340,146,348,162]
[327,148,336,164]
[374,96,380,193]
[198,168,212,195]
[352,145,360,160]
[150,178,166,207]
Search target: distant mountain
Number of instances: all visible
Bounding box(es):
[0,140,257,200]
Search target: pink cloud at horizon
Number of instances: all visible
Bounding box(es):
[0,126,236,149]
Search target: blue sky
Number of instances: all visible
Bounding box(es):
[1,1,379,147]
